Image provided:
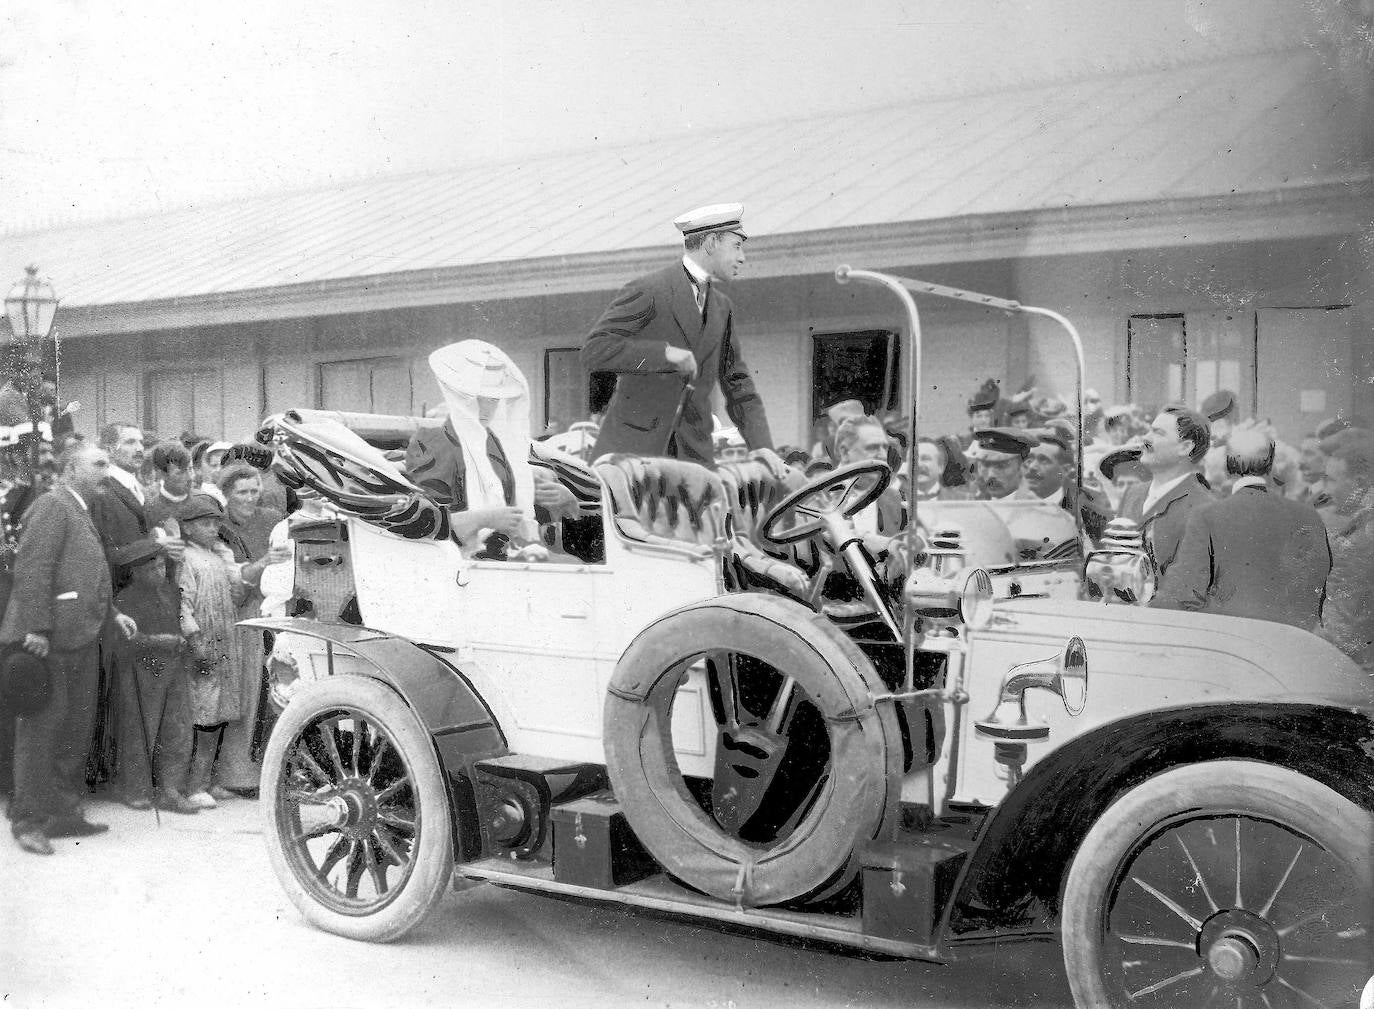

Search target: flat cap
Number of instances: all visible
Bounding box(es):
[1033,426,1073,453]
[971,427,1037,460]
[1200,389,1237,422]
[110,538,164,569]
[673,203,746,239]
[179,492,224,524]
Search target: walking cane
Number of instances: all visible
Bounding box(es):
[124,649,161,827]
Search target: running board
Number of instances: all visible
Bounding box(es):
[455,859,945,962]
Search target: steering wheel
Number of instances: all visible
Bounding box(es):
[759,460,891,548]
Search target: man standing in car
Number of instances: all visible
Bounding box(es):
[582,203,773,468]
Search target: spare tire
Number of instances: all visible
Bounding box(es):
[604,592,901,907]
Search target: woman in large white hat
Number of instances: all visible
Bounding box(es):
[405,340,539,559]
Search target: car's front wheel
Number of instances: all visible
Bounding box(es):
[261,675,454,942]
[1062,760,1372,1009]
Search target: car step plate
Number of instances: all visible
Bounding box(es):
[456,858,945,962]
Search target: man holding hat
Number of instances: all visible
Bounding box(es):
[2,442,138,855]
[582,203,774,468]
[969,428,1038,500]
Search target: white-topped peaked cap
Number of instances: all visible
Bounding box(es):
[673,203,746,239]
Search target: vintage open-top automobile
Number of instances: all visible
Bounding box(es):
[246,268,1373,1009]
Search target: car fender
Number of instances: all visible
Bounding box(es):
[241,617,507,859]
[941,700,1374,944]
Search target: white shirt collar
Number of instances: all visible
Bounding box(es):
[1041,486,1066,506]
[66,486,88,511]
[159,484,188,504]
[681,255,711,286]
[1141,471,1191,516]
[107,463,145,504]
[1232,475,1268,494]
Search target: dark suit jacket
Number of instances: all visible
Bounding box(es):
[90,476,151,573]
[1152,486,1332,629]
[582,263,772,467]
[0,487,113,650]
[1117,474,1214,577]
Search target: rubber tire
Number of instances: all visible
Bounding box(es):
[605,592,902,907]
[261,675,454,942]
[1061,759,1374,1009]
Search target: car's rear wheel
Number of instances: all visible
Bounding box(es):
[604,592,901,907]
[261,675,453,942]
[1062,760,1372,1009]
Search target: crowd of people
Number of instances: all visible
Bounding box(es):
[1,200,1370,860]
[0,418,296,855]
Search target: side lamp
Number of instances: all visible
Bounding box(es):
[1084,517,1157,604]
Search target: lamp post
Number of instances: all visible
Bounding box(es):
[3,264,60,473]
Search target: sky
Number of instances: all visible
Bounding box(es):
[0,0,1350,232]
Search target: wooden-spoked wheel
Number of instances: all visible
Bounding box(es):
[261,676,454,942]
[1062,760,1372,1009]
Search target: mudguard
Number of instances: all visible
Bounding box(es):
[942,701,1374,942]
[240,617,506,774]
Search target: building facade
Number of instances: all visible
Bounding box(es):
[4,48,1370,448]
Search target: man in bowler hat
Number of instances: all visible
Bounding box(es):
[3,442,137,854]
[582,203,774,468]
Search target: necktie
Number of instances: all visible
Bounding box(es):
[694,279,709,314]
[485,429,516,505]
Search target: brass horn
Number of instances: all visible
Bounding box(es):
[974,636,1088,742]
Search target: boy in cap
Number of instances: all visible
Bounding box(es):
[176,493,247,809]
[110,539,198,815]
[582,203,775,469]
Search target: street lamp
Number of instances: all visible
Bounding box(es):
[2,265,60,474]
[4,265,59,344]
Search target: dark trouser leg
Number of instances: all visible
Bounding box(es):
[10,662,68,835]
[154,669,193,797]
[85,636,119,789]
[49,644,101,819]
[114,657,156,802]
[10,643,99,834]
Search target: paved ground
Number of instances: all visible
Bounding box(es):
[0,795,1074,1009]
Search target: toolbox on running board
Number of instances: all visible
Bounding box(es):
[551,792,656,889]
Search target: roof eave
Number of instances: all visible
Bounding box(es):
[54,181,1371,338]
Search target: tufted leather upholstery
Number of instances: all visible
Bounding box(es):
[595,455,728,550]
[716,458,816,596]
[716,458,808,547]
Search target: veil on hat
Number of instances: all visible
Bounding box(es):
[429,340,537,533]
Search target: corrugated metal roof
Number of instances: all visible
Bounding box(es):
[1,48,1368,310]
